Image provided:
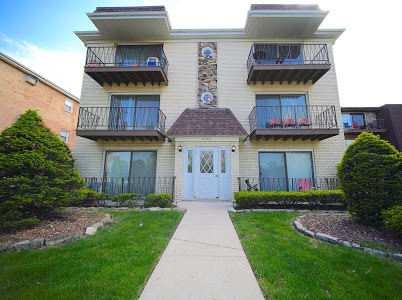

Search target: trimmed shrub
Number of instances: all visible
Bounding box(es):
[0,110,85,230]
[79,189,110,206]
[234,190,345,208]
[337,132,402,226]
[144,194,173,208]
[382,206,402,235]
[112,193,142,206]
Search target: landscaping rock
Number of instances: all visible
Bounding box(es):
[101,214,112,224]
[341,240,352,248]
[0,243,8,253]
[6,238,44,253]
[85,227,97,235]
[389,253,402,260]
[92,222,104,230]
[227,207,236,213]
[45,232,82,247]
[350,242,361,250]
[294,220,315,238]
[316,233,339,244]
[363,248,386,257]
[149,207,160,211]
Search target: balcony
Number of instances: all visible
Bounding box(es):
[76,106,166,141]
[343,118,386,137]
[247,44,330,85]
[84,45,168,86]
[249,105,339,141]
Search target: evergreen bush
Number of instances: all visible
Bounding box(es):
[234,190,345,208]
[337,132,402,226]
[382,206,402,235]
[144,194,173,208]
[0,110,85,229]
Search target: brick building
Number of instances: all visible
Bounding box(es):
[0,51,80,150]
[342,105,402,151]
[74,4,345,200]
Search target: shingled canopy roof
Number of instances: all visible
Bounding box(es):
[167,109,248,137]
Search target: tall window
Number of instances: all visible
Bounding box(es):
[115,45,162,66]
[258,151,314,191]
[342,113,365,129]
[104,151,157,195]
[256,95,308,129]
[109,95,160,130]
[253,44,302,65]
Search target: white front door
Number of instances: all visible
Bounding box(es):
[194,147,219,199]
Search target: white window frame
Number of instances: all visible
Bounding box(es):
[60,129,70,143]
[64,99,74,113]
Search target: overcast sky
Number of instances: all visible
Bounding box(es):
[0,0,401,107]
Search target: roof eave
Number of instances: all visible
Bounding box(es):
[0,51,80,102]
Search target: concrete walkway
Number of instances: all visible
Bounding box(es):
[139,201,264,300]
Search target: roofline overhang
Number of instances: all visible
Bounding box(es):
[76,7,343,44]
[0,51,80,102]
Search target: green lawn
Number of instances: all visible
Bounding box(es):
[230,212,402,300]
[0,210,184,300]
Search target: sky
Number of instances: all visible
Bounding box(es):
[0,0,401,107]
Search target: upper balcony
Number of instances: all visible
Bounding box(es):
[249,105,339,141]
[247,44,330,85]
[342,113,386,137]
[76,106,166,141]
[84,45,169,87]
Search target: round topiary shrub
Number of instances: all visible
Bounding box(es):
[144,194,173,208]
[0,110,85,230]
[337,132,402,227]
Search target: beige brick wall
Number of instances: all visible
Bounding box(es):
[75,40,345,200]
[74,42,198,179]
[218,41,345,179]
[0,60,79,151]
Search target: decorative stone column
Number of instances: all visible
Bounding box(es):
[198,42,217,108]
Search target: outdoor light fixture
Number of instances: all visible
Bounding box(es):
[232,145,236,152]
[178,145,183,152]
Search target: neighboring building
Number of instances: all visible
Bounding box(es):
[0,52,80,150]
[342,105,402,151]
[74,4,345,200]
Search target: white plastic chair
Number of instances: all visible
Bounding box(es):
[146,57,160,66]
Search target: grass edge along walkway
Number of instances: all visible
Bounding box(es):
[230,211,402,300]
[0,210,184,300]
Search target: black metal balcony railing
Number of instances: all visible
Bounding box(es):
[77,107,166,133]
[84,177,175,199]
[249,105,338,132]
[86,45,169,76]
[247,44,329,72]
[343,119,385,131]
[238,177,339,192]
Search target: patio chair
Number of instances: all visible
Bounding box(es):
[284,119,296,127]
[298,118,312,127]
[269,118,281,128]
[245,179,258,191]
[146,57,160,66]
[298,178,311,191]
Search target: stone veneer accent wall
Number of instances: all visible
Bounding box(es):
[198,42,217,108]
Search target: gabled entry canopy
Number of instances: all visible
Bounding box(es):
[167,108,247,137]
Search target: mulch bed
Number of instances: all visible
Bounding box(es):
[300,213,402,253]
[0,211,104,245]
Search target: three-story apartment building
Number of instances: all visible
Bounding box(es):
[74,4,345,201]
